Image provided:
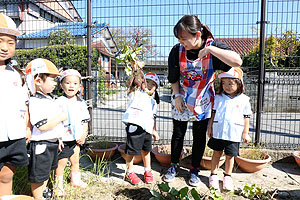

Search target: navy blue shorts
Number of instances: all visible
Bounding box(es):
[27,140,59,183]
[207,137,240,157]
[58,140,77,160]
[0,138,29,170]
[125,123,152,155]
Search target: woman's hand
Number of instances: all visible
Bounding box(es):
[175,96,185,113]
[198,46,210,59]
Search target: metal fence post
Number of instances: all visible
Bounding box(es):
[255,0,267,145]
[87,0,93,135]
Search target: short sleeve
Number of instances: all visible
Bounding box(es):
[212,40,233,72]
[168,44,180,83]
[29,97,46,126]
[243,96,252,116]
[81,101,90,122]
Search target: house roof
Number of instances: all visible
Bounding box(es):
[217,38,259,56]
[18,22,108,39]
[91,40,114,57]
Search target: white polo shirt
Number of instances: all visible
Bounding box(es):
[56,95,90,141]
[212,93,252,142]
[122,89,157,134]
[0,65,28,142]
[29,92,64,141]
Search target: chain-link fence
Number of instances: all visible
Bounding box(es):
[1,0,299,149]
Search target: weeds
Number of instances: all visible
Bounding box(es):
[236,184,278,199]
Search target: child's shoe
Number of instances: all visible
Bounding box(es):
[144,170,154,184]
[70,171,87,188]
[223,175,233,191]
[209,174,220,190]
[125,171,142,185]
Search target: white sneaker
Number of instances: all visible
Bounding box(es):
[223,176,233,191]
[209,175,219,190]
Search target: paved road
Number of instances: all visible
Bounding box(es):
[92,87,300,149]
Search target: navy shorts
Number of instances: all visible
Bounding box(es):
[58,140,77,160]
[207,137,240,157]
[125,123,152,155]
[27,140,59,183]
[0,138,29,170]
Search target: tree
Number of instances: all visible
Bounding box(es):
[48,29,75,45]
[243,30,300,75]
[111,26,158,60]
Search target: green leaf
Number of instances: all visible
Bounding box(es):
[169,187,179,196]
[158,182,170,192]
[179,187,188,198]
[190,188,201,200]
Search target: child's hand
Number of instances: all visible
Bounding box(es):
[207,126,213,138]
[60,111,68,122]
[152,130,159,141]
[243,134,251,143]
[58,139,64,152]
[77,136,86,145]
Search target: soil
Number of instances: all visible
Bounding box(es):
[58,150,300,200]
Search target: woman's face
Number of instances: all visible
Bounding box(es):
[222,78,238,97]
[177,30,201,50]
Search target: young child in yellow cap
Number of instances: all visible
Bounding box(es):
[25,58,67,200]
[0,13,30,197]
[207,67,252,191]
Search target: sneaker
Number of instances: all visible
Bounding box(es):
[163,165,178,182]
[188,167,200,187]
[223,176,233,191]
[125,172,142,185]
[144,170,154,184]
[209,174,220,190]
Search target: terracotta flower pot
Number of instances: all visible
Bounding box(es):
[152,145,184,167]
[200,155,226,170]
[118,144,143,164]
[234,149,271,173]
[87,142,118,161]
[292,151,300,167]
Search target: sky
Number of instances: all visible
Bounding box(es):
[72,0,300,58]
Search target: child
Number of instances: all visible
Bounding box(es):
[207,67,252,191]
[55,69,90,196]
[0,13,30,197]
[122,70,160,185]
[25,58,67,200]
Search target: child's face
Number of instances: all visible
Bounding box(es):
[36,74,58,94]
[146,79,157,94]
[61,75,81,98]
[0,33,16,65]
[221,78,238,97]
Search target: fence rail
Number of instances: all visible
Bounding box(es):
[1,0,299,149]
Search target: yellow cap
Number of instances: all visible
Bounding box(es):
[0,13,21,36]
[25,58,61,76]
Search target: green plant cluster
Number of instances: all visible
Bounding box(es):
[150,182,203,200]
[237,184,277,199]
[240,143,267,160]
[13,44,100,75]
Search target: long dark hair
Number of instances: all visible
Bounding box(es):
[174,15,214,40]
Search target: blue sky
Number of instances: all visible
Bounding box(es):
[72,0,299,58]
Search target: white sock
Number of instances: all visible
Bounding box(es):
[144,167,151,172]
